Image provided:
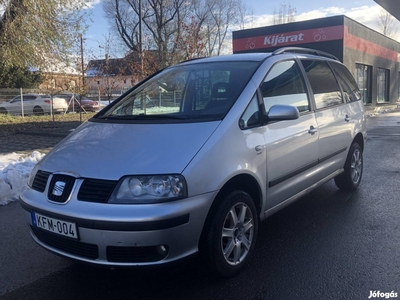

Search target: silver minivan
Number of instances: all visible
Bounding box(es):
[20,47,366,277]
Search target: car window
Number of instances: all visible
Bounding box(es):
[239,94,260,130]
[260,60,309,113]
[10,96,21,103]
[100,61,259,122]
[301,60,343,109]
[330,62,362,103]
[23,95,37,101]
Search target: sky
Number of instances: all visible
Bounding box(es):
[248,0,383,28]
[84,0,400,58]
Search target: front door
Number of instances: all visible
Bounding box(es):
[259,60,319,209]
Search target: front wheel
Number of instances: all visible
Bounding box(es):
[334,142,363,191]
[201,191,258,277]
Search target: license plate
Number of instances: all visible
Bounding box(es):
[31,212,78,239]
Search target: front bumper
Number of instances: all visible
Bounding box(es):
[20,186,216,266]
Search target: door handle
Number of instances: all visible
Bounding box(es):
[345,115,350,122]
[308,125,317,135]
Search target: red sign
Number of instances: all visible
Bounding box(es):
[233,25,344,52]
[344,27,399,62]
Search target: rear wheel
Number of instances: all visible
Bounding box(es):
[334,142,363,191]
[201,190,258,277]
[0,107,7,114]
[33,106,44,116]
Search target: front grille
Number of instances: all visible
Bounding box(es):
[31,226,99,259]
[32,171,51,192]
[78,179,118,203]
[47,174,76,203]
[107,245,168,263]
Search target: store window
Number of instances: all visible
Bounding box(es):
[398,73,400,101]
[355,64,372,104]
[377,68,389,103]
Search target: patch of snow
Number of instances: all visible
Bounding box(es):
[0,151,44,205]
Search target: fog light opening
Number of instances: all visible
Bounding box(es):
[156,245,168,256]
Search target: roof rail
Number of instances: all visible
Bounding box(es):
[272,47,339,61]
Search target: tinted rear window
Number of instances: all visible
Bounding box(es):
[301,60,343,109]
[330,62,361,102]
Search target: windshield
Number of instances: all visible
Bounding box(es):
[97,61,259,122]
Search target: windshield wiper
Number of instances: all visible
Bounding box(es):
[134,114,189,120]
[97,114,188,120]
[97,115,140,120]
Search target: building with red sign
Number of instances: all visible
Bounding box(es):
[232,15,400,107]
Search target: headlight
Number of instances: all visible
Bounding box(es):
[108,175,187,204]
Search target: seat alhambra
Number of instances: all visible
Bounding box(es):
[20,47,366,277]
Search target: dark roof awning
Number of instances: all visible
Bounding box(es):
[374,0,400,21]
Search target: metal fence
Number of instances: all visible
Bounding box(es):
[0,88,124,121]
[0,88,183,123]
[0,88,125,103]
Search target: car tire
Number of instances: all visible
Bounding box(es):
[334,142,363,191]
[0,107,7,114]
[33,106,44,116]
[201,190,258,277]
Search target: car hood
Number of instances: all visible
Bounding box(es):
[38,120,220,179]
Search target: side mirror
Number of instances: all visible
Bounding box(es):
[266,104,300,122]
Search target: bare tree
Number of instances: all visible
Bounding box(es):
[273,2,297,25]
[376,9,398,38]
[103,0,246,68]
[103,0,191,69]
[175,16,206,60]
[236,0,250,30]
[98,34,124,101]
[202,0,243,56]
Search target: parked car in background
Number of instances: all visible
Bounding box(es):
[53,93,101,113]
[20,48,366,277]
[0,94,68,115]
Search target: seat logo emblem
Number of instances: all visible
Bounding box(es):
[52,181,66,196]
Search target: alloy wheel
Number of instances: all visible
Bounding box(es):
[221,202,254,266]
[350,148,362,184]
